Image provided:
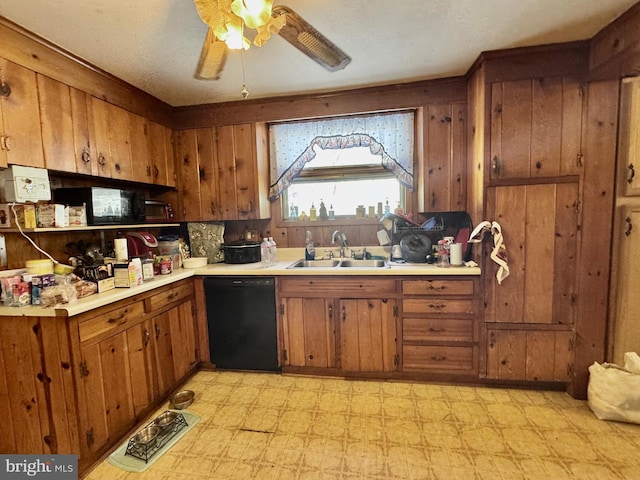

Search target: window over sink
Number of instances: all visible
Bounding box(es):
[268,111,415,221]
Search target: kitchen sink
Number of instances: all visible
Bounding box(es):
[287,259,340,268]
[339,259,388,268]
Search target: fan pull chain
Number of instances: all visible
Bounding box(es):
[241,48,249,99]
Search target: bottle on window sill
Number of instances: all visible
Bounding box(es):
[309,203,317,221]
[328,205,335,220]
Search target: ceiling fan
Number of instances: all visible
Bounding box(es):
[194,0,351,81]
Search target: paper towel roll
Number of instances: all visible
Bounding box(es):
[114,238,128,261]
[450,243,463,266]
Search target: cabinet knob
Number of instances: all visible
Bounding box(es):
[98,153,106,167]
[0,81,10,98]
[2,135,11,152]
[154,165,160,178]
[628,163,636,185]
[491,155,500,174]
[143,328,150,347]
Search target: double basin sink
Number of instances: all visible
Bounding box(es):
[287,258,389,269]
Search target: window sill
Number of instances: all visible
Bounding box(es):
[275,217,382,228]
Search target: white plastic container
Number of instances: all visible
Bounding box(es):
[268,237,277,266]
[260,238,271,268]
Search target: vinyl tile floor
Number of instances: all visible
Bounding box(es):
[86,370,640,480]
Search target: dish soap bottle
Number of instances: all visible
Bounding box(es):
[305,230,315,260]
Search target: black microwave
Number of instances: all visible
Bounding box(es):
[53,187,146,225]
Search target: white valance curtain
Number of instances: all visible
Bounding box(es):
[268,112,415,200]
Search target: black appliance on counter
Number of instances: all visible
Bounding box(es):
[53,187,145,225]
[389,210,474,262]
[222,240,261,264]
[204,277,279,371]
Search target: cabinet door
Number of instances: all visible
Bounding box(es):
[618,79,640,196]
[153,310,176,397]
[339,298,397,373]
[69,87,97,176]
[484,182,579,325]
[128,112,152,184]
[148,121,173,186]
[486,329,573,382]
[0,58,44,168]
[610,206,640,364]
[281,297,336,368]
[489,78,583,181]
[89,97,111,177]
[422,103,466,211]
[169,299,198,380]
[107,103,132,181]
[80,332,135,454]
[215,124,239,219]
[175,129,202,221]
[197,127,221,220]
[36,74,76,172]
[125,319,158,416]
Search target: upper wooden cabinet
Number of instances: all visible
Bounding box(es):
[176,123,270,221]
[37,74,77,172]
[618,78,640,196]
[128,112,153,184]
[0,57,44,168]
[148,120,176,187]
[420,103,467,211]
[489,77,584,181]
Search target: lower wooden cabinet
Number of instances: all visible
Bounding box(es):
[279,277,398,374]
[401,278,480,376]
[71,279,197,471]
[485,329,573,382]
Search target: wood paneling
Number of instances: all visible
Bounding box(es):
[0,18,172,125]
[571,80,618,398]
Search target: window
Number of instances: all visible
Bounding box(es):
[269,112,415,221]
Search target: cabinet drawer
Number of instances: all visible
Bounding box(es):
[79,301,145,343]
[403,318,474,343]
[279,277,395,296]
[402,279,475,296]
[146,281,194,312]
[403,345,474,372]
[403,298,476,315]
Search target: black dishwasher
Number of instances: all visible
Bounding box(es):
[204,277,279,371]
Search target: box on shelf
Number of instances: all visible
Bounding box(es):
[0,203,37,229]
[37,204,69,228]
[68,204,87,226]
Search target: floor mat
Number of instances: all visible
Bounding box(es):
[107,410,201,473]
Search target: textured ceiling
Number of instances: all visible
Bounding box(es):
[0,0,636,106]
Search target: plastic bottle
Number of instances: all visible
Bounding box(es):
[305,231,315,260]
[260,238,271,268]
[268,236,277,265]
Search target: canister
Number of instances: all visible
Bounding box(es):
[26,259,54,275]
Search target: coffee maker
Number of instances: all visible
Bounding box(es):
[125,232,158,258]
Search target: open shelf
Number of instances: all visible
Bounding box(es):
[0,223,180,233]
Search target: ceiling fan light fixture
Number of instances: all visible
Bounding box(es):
[222,17,250,50]
[231,0,273,29]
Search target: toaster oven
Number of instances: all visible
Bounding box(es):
[145,200,174,223]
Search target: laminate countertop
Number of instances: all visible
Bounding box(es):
[0,248,480,317]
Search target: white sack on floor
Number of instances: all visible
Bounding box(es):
[588,351,640,424]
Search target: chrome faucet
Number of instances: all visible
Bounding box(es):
[331,230,348,257]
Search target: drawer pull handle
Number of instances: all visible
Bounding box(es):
[431,355,447,362]
[144,328,150,347]
[81,147,91,164]
[167,292,178,301]
[107,312,126,324]
[155,324,161,339]
[628,163,636,184]
[428,303,445,311]
[428,327,445,333]
[428,285,446,291]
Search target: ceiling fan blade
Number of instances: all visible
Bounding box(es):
[272,5,351,72]
[195,28,228,80]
